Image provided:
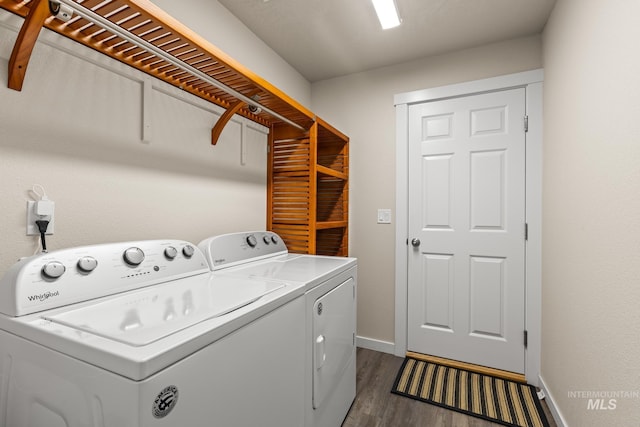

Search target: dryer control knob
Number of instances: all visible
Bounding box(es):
[77,256,98,273]
[271,235,278,244]
[164,246,178,260]
[182,245,195,258]
[263,236,271,245]
[246,235,258,248]
[42,261,66,279]
[123,247,145,266]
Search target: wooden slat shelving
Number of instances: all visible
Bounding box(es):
[0,0,315,133]
[269,119,349,257]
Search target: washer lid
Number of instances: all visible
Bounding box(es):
[43,275,284,346]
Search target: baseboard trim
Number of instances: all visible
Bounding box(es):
[539,375,568,427]
[356,336,395,354]
[406,351,526,384]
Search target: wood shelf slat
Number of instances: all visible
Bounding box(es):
[317,165,347,180]
[316,221,348,230]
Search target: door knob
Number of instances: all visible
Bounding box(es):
[411,238,421,247]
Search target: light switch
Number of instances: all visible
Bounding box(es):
[377,209,392,224]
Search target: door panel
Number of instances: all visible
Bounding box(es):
[469,255,506,338]
[422,253,454,331]
[422,154,453,229]
[408,88,526,374]
[470,150,505,229]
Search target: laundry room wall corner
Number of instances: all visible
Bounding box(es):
[541,0,640,425]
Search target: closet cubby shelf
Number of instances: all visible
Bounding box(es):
[269,118,349,256]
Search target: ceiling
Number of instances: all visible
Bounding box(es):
[218,0,556,83]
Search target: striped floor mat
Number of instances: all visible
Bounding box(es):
[391,356,550,427]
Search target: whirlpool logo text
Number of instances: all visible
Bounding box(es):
[27,290,60,302]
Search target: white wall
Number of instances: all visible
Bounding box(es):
[0,0,310,273]
[311,36,542,345]
[541,0,640,425]
[151,0,311,108]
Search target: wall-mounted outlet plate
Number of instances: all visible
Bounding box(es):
[26,201,55,235]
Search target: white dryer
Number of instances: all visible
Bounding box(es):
[199,231,358,427]
[0,240,306,427]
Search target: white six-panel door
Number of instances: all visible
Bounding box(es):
[407,88,526,374]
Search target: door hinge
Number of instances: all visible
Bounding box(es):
[524,330,528,348]
[524,115,529,133]
[525,223,529,241]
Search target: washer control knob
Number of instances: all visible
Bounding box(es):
[42,261,66,279]
[271,235,278,244]
[123,247,145,266]
[263,235,271,245]
[77,256,98,273]
[246,235,258,248]
[182,245,195,258]
[164,246,178,260]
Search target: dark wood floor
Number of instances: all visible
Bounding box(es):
[342,348,557,427]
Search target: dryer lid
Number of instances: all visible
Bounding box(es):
[226,254,356,285]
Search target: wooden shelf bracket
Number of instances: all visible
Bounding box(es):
[211,90,260,145]
[7,0,50,91]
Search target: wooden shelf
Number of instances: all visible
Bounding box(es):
[269,118,349,257]
[317,165,347,180]
[0,0,315,132]
[316,221,348,230]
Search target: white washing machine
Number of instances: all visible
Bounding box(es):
[198,231,357,427]
[0,239,307,427]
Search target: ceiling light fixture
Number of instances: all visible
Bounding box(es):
[371,0,401,30]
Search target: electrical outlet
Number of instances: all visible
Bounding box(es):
[26,200,55,235]
[377,209,392,224]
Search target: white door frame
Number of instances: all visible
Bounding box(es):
[394,69,543,385]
